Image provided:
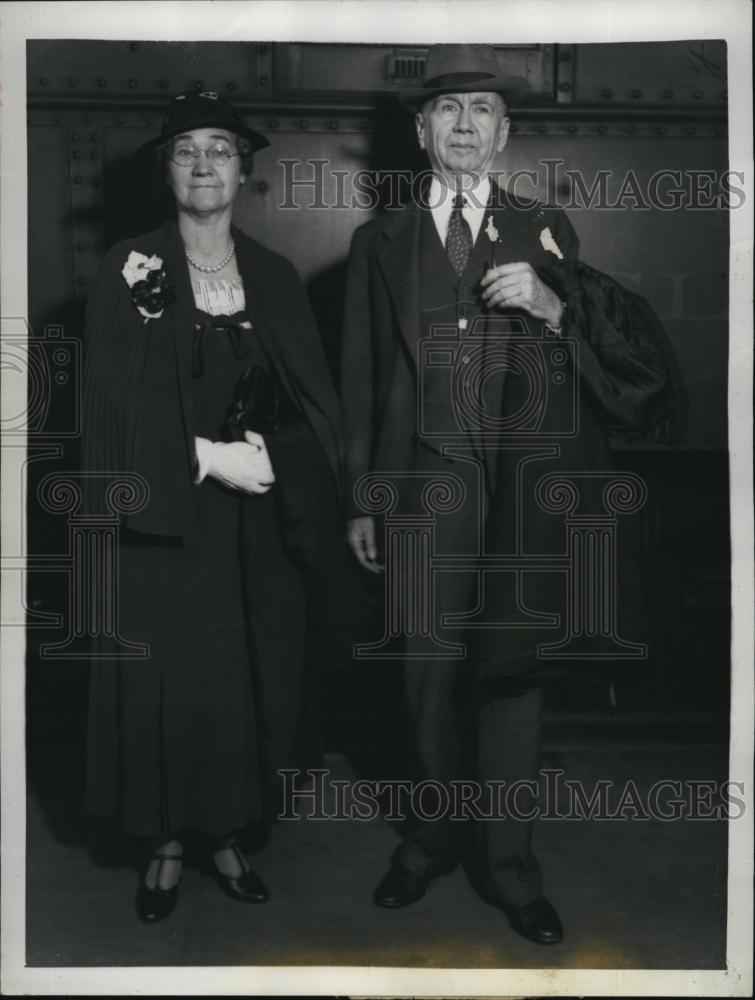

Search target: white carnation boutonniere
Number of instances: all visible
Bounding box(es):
[539,226,564,260]
[485,214,502,266]
[121,251,174,323]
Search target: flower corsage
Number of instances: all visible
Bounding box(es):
[485,214,502,267]
[121,251,174,322]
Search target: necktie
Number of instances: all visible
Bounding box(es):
[445,193,473,276]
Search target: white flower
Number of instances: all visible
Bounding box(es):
[122,250,170,323]
[121,251,164,288]
[485,215,500,243]
[539,227,563,259]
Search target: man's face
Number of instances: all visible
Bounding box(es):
[415,91,509,186]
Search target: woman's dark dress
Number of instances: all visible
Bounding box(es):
[87,308,277,838]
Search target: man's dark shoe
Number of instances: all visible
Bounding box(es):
[373,860,457,908]
[506,896,564,944]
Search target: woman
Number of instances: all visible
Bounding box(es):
[82,90,346,922]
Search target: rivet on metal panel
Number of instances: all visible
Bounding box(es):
[558,83,571,93]
[268,119,279,128]
[257,180,268,193]
[116,116,125,125]
[160,79,169,89]
[75,242,85,253]
[227,82,236,91]
[68,77,77,87]
[195,81,205,90]
[91,151,99,160]
[632,90,642,99]
[359,121,369,130]
[694,91,703,99]
[54,114,63,124]
[568,124,578,133]
[627,126,637,134]
[602,89,613,99]
[299,120,309,129]
[509,123,518,133]
[91,133,99,141]
[84,115,92,124]
[537,125,548,133]
[686,127,696,135]
[128,79,138,89]
[72,150,81,159]
[97,78,107,87]
[147,117,155,125]
[329,121,338,130]
[40,77,49,86]
[663,89,673,99]
[259,77,268,86]
[598,125,607,134]
[657,127,666,135]
[71,133,79,141]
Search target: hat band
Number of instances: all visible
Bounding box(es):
[422,70,498,90]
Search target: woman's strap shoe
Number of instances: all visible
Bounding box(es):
[204,841,269,903]
[136,852,182,923]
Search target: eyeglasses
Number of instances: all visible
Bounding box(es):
[169,143,240,167]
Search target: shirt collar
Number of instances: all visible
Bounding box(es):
[428,174,492,211]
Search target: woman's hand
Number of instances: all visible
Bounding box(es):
[199,433,275,494]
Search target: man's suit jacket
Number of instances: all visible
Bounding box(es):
[340,180,674,674]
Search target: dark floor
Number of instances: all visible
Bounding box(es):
[25,712,730,971]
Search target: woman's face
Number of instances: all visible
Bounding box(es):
[166,127,247,216]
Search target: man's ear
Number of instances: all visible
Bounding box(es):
[497,115,510,154]
[415,112,426,150]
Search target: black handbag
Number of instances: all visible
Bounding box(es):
[225,365,280,440]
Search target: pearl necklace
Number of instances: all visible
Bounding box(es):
[185,240,236,273]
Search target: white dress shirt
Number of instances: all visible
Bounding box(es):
[428,174,492,247]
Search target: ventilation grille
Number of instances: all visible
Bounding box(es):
[386,49,427,82]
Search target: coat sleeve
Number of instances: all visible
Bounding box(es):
[80,245,152,514]
[536,221,677,439]
[340,222,377,518]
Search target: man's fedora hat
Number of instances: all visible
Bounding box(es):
[139,89,269,153]
[399,44,529,110]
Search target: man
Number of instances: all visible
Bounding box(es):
[341,45,672,945]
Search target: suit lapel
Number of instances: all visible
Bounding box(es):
[374,202,423,362]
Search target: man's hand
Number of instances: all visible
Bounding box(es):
[481,262,564,327]
[347,516,383,573]
[204,432,275,494]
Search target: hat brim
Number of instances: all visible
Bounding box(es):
[399,74,529,111]
[138,115,269,155]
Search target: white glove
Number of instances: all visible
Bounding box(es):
[194,432,275,494]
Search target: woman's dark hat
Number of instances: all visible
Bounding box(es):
[399,44,529,111]
[139,89,269,153]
